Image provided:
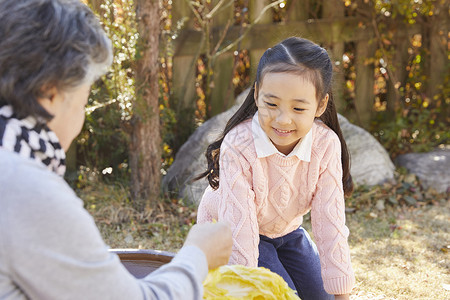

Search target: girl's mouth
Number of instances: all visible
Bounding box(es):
[273,128,295,136]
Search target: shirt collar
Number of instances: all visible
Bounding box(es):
[251,111,312,161]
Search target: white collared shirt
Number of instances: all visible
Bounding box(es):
[251,111,312,161]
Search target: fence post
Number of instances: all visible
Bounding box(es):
[386,30,409,114]
[210,1,235,116]
[286,0,310,21]
[323,0,345,114]
[172,0,194,28]
[249,0,272,82]
[171,0,196,116]
[354,39,376,128]
[426,11,447,101]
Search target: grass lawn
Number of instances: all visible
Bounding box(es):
[77,172,449,300]
[345,203,449,299]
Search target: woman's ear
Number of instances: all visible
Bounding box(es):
[253,83,258,102]
[37,86,61,115]
[315,93,329,117]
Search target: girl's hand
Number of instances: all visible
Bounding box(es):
[335,294,350,300]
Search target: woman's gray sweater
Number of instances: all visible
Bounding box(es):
[0,149,207,300]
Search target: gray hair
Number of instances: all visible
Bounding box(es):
[0,0,113,120]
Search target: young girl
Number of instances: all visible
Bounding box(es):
[196,37,355,299]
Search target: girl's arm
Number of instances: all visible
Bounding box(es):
[216,134,260,267]
[310,135,355,295]
[335,294,350,300]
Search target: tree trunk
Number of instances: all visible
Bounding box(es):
[130,0,161,211]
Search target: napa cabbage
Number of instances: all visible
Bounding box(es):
[203,265,299,299]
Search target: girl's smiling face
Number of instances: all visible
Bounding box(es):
[255,72,328,155]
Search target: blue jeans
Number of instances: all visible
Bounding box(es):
[258,227,334,300]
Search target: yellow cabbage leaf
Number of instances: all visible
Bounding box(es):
[203,265,299,299]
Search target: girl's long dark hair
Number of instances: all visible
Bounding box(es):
[196,37,353,197]
[319,91,353,196]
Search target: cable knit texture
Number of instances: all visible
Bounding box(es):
[197,118,355,295]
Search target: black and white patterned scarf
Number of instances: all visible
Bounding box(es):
[0,104,66,176]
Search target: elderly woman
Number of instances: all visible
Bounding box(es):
[0,0,231,299]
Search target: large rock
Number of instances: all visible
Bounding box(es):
[395,147,450,193]
[162,91,247,202]
[163,90,395,204]
[338,114,395,187]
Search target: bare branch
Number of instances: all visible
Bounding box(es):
[215,0,285,57]
[211,0,235,19]
[206,0,228,19]
[185,0,205,28]
[212,19,231,56]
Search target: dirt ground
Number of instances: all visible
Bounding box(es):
[345,202,449,299]
[81,181,449,300]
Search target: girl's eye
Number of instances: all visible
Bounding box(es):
[294,108,305,112]
[264,102,277,107]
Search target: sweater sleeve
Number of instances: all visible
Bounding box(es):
[310,136,355,295]
[217,132,260,267]
[140,245,208,299]
[1,163,208,300]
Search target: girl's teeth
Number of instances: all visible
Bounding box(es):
[277,129,291,133]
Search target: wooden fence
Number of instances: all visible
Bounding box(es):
[170,0,448,127]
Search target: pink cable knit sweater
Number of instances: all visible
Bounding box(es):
[197,118,355,295]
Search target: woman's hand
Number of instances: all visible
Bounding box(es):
[183,222,232,270]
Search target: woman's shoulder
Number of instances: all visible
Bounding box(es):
[0,149,80,207]
[0,150,88,242]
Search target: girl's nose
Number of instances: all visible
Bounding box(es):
[275,110,292,125]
